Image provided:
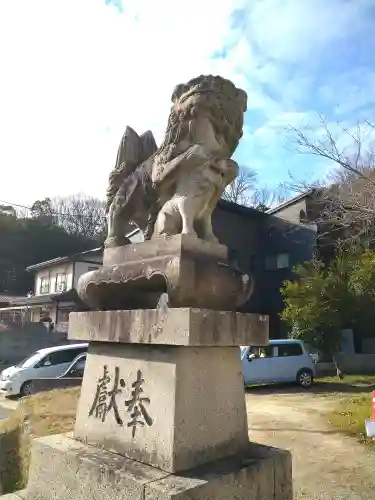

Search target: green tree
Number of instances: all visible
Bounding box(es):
[30,198,54,224]
[281,250,375,356]
[0,212,97,295]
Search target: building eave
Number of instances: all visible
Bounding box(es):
[217,199,265,217]
[9,288,80,306]
[26,247,103,272]
[266,190,316,215]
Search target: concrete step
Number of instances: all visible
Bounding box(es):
[0,489,27,500]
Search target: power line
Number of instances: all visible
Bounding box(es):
[0,200,31,210]
[0,199,106,220]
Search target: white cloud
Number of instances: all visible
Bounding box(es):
[0,0,374,207]
[228,0,375,184]
[243,0,373,64]
[319,69,375,117]
[0,0,245,205]
[226,0,375,113]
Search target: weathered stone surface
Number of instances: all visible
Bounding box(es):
[76,235,253,311]
[103,233,227,266]
[26,434,292,500]
[104,75,247,248]
[68,309,268,346]
[74,342,249,473]
[27,434,169,500]
[1,492,27,500]
[145,443,292,500]
[273,446,293,500]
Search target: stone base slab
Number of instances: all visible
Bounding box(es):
[68,309,268,346]
[26,434,293,500]
[74,342,249,472]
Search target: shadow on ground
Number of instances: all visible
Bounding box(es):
[245,381,375,395]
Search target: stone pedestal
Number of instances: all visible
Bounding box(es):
[25,308,293,500]
[71,309,267,472]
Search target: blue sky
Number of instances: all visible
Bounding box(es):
[0,0,374,205]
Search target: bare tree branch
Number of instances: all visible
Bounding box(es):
[251,185,289,211]
[221,166,257,206]
[288,114,375,184]
[286,115,375,247]
[51,194,106,240]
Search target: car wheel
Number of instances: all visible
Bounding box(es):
[20,381,33,397]
[297,369,313,388]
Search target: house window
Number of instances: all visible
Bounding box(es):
[39,277,50,294]
[277,253,290,269]
[265,253,290,270]
[88,266,99,272]
[55,273,67,292]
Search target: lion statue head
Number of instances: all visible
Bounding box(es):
[156,75,247,165]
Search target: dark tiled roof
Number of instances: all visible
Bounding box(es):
[0,294,27,304]
[217,199,265,217]
[11,289,81,306]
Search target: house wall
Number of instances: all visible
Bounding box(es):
[270,199,308,225]
[28,301,77,324]
[33,255,103,295]
[212,203,317,338]
[73,257,102,288]
[29,304,58,323]
[29,254,103,321]
[212,204,263,289]
[34,263,74,296]
[257,215,317,336]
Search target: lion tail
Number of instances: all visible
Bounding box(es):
[105,127,157,213]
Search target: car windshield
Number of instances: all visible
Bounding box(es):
[16,352,43,368]
[63,354,86,376]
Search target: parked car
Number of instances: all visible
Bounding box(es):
[240,339,316,388]
[0,343,88,397]
[30,352,87,395]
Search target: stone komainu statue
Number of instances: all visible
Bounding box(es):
[105,75,247,248]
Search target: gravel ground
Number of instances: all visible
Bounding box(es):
[247,385,375,500]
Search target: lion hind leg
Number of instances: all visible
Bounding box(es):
[153,200,181,237]
[178,197,199,238]
[105,202,131,248]
[197,213,219,243]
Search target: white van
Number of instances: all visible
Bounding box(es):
[0,343,88,397]
[241,339,316,388]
